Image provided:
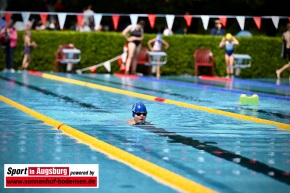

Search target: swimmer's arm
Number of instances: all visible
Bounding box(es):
[232,36,239,45]
[162,40,169,49]
[122,25,132,41]
[147,38,155,51]
[126,119,135,125]
[139,28,144,41]
[219,38,226,48]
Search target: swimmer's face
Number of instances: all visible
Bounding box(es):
[134,112,147,124]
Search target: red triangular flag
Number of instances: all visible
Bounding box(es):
[112,15,120,31]
[40,13,48,26]
[183,15,192,27]
[253,17,261,30]
[90,67,97,73]
[4,12,12,25]
[219,16,227,27]
[148,14,156,29]
[76,14,84,28]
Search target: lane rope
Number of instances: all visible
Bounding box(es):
[0,95,217,193]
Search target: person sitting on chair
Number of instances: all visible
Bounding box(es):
[127,102,151,125]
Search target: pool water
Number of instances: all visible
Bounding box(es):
[0,72,290,193]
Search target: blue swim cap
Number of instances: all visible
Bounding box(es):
[156,34,162,41]
[132,102,147,117]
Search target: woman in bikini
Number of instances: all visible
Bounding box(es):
[122,20,145,75]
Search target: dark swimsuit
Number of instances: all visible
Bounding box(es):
[130,28,142,46]
[23,46,31,54]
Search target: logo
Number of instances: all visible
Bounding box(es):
[4,164,99,188]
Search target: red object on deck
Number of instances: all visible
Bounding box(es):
[199,75,232,82]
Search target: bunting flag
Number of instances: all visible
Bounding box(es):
[184,15,192,27]
[130,14,138,29]
[219,16,227,27]
[4,12,12,25]
[148,14,156,29]
[112,15,120,31]
[253,17,261,30]
[103,61,111,72]
[0,11,288,32]
[21,12,30,25]
[76,14,84,28]
[93,14,102,30]
[90,67,97,73]
[236,16,245,30]
[165,14,175,31]
[58,13,67,30]
[201,15,209,30]
[40,13,48,26]
[271,16,279,29]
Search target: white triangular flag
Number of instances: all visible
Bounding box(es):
[21,12,30,25]
[271,16,279,29]
[130,14,138,29]
[236,16,245,30]
[201,15,209,30]
[103,61,111,72]
[57,13,66,30]
[93,14,102,30]
[165,14,175,31]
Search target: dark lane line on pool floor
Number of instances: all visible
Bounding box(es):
[105,132,238,193]
[135,124,290,186]
[80,76,290,121]
[0,76,109,113]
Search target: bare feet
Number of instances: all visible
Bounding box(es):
[276,70,280,79]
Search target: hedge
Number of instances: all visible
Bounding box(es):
[0,30,287,78]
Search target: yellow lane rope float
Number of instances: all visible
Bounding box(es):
[0,95,217,193]
[38,72,290,130]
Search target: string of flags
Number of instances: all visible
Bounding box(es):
[1,11,290,31]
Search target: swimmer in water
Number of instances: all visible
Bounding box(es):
[127,102,151,125]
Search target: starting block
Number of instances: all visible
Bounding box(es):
[145,51,167,66]
[54,44,81,72]
[232,54,252,76]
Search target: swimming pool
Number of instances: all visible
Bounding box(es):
[0,71,289,193]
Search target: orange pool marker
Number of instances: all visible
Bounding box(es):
[155,97,165,102]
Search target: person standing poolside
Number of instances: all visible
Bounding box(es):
[127,102,151,125]
[22,30,37,71]
[0,20,18,72]
[122,20,145,75]
[147,34,169,78]
[276,23,290,80]
[219,33,239,78]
